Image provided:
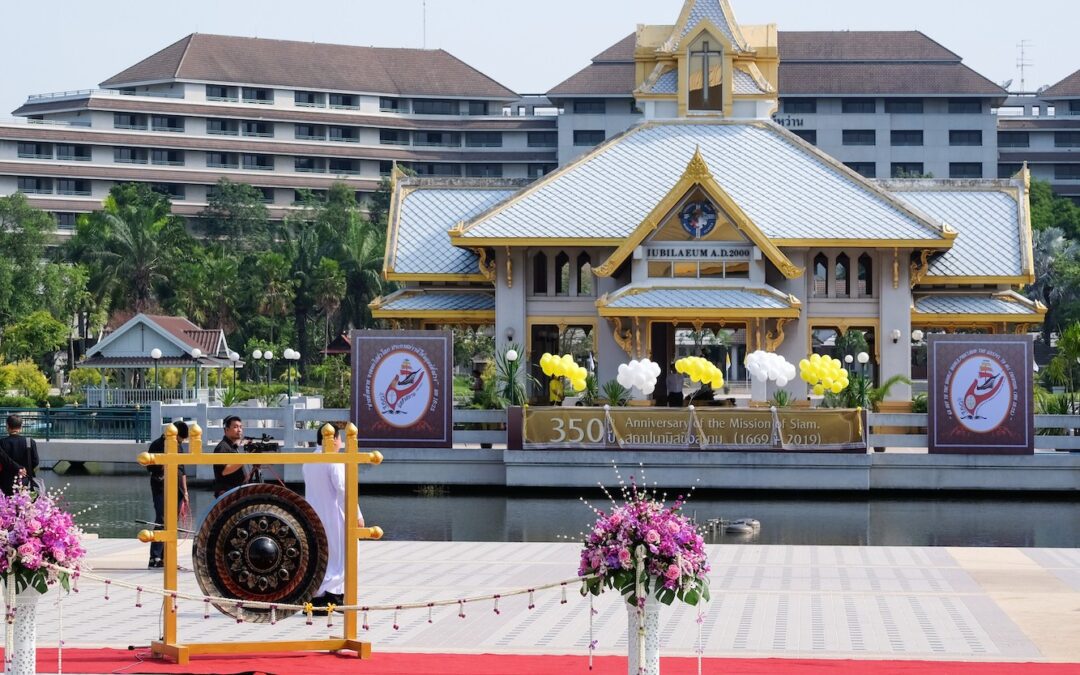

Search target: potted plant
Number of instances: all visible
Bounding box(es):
[601,379,630,406]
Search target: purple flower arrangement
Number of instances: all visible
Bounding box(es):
[579,473,710,606]
[0,478,86,594]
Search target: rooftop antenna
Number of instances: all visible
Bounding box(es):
[1016,40,1033,92]
[422,0,427,49]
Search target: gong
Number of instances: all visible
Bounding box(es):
[194,484,328,623]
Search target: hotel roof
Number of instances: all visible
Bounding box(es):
[100,33,519,99]
[1042,68,1080,99]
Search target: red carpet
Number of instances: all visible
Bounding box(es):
[8,648,1079,675]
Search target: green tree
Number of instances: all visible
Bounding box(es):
[68,184,191,313]
[338,217,387,331]
[199,178,270,244]
[0,193,58,327]
[311,257,346,354]
[2,310,69,373]
[1030,178,1080,237]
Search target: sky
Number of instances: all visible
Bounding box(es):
[1,0,1074,115]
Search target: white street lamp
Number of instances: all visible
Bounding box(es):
[844,354,854,364]
[150,348,162,390]
[192,348,203,400]
[229,351,240,396]
[856,352,870,364]
[911,330,925,343]
[264,350,274,388]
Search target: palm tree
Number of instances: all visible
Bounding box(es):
[253,251,295,346]
[68,184,190,313]
[311,257,346,354]
[339,218,387,331]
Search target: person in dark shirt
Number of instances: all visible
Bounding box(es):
[213,416,248,497]
[0,414,39,497]
[146,421,189,568]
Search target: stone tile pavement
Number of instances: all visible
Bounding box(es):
[22,540,1080,663]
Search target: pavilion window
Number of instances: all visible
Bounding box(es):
[532,251,549,295]
[835,253,850,298]
[555,252,570,295]
[858,253,873,297]
[688,37,724,112]
[813,253,828,297]
[577,252,593,296]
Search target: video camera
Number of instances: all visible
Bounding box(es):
[242,434,281,453]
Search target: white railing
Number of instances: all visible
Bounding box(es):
[867,412,1080,452]
[26,88,184,102]
[85,387,227,407]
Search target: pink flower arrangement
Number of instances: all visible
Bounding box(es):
[0,477,86,594]
[579,476,709,606]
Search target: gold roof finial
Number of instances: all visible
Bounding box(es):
[684,146,712,182]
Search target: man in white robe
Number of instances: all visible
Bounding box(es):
[302,427,364,606]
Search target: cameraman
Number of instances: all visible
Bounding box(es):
[213,416,256,497]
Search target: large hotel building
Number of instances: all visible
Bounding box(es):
[1,13,1079,230]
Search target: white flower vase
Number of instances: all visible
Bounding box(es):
[626,593,661,675]
[5,588,41,675]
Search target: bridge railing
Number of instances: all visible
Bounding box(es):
[867,412,1080,452]
[0,406,152,442]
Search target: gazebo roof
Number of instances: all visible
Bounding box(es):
[80,313,239,368]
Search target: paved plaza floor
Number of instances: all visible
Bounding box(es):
[25,539,1080,664]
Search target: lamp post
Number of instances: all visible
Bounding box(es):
[857,351,870,379]
[150,348,162,393]
[264,350,274,389]
[252,349,263,385]
[505,347,520,406]
[284,349,300,402]
[191,348,203,401]
[229,351,240,397]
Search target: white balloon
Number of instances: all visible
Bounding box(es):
[629,360,640,369]
[642,384,655,396]
[776,377,789,388]
[618,364,628,375]
[754,370,768,383]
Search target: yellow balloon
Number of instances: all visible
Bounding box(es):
[822,377,834,389]
[830,382,844,394]
[813,384,825,396]
[810,353,822,365]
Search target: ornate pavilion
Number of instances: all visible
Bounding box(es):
[373,0,1042,407]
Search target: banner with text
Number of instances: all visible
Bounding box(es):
[351,329,453,448]
[522,407,865,453]
[927,334,1034,455]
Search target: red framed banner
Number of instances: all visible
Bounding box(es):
[927,334,1034,455]
[351,329,453,448]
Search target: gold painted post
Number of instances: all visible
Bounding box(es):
[188,422,202,455]
[341,423,360,648]
[162,424,180,653]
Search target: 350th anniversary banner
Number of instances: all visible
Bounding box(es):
[522,407,866,453]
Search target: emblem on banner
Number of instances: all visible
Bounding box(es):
[371,349,434,428]
[679,200,718,239]
[947,354,1013,433]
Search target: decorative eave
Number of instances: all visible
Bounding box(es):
[595,284,801,319]
[660,0,751,54]
[910,291,1047,325]
[369,289,496,324]
[594,148,802,279]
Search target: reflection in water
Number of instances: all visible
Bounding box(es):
[41,474,1080,548]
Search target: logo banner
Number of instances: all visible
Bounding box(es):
[522,407,865,453]
[927,334,1034,455]
[351,329,452,448]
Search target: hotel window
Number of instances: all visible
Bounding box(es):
[841,98,876,114]
[17,142,52,159]
[56,178,90,196]
[813,253,828,297]
[466,163,502,178]
[948,98,982,114]
[844,162,876,178]
[998,131,1029,148]
[329,93,358,109]
[380,129,410,145]
[950,163,983,179]
[56,144,91,161]
[414,131,460,147]
[573,130,605,146]
[412,99,458,115]
[242,154,274,171]
[113,113,147,130]
[294,90,325,107]
[783,98,816,114]
[205,85,238,102]
[891,130,923,146]
[531,251,548,295]
[328,158,359,174]
[1055,164,1080,180]
[998,163,1023,179]
[791,130,817,145]
[413,163,460,177]
[207,118,239,136]
[1056,132,1080,148]
[207,152,239,169]
[835,253,850,298]
[242,87,273,104]
[528,131,557,148]
[379,97,401,112]
[295,124,326,140]
[113,147,148,164]
[329,126,359,142]
[150,183,185,199]
[891,162,926,178]
[55,213,77,230]
[293,189,327,204]
[857,253,873,297]
[16,177,52,194]
[465,131,502,148]
[294,157,325,173]
[528,164,556,178]
[467,101,488,116]
[151,149,184,166]
[885,99,924,114]
[555,252,570,295]
[842,130,876,146]
[151,115,184,132]
[573,100,606,114]
[577,252,593,296]
[379,161,394,177]
[1070,101,1080,115]
[950,130,982,146]
[242,121,274,137]
[257,187,275,204]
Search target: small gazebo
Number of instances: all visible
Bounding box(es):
[78,314,242,406]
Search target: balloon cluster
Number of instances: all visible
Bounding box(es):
[744,351,797,387]
[540,353,588,392]
[616,359,661,396]
[798,353,850,396]
[675,357,724,389]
